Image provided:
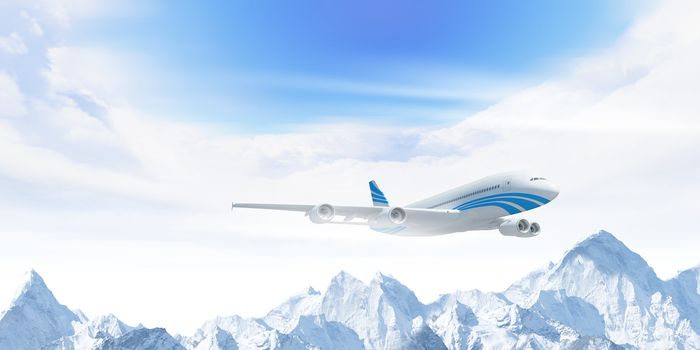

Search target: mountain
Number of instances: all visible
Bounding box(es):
[0,270,79,350]
[504,231,700,348]
[263,287,322,334]
[46,313,141,350]
[668,265,700,327]
[320,271,430,350]
[1,230,699,349]
[0,272,183,350]
[94,328,185,350]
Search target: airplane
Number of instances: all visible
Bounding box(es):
[231,172,559,237]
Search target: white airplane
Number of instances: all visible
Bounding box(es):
[232,172,559,237]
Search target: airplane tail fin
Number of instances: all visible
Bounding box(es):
[369,180,389,207]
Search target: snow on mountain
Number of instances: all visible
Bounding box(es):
[182,314,317,350]
[183,315,272,350]
[450,290,511,325]
[0,271,183,350]
[502,230,700,348]
[320,271,431,350]
[426,288,618,349]
[187,326,238,350]
[182,271,440,350]
[263,287,322,333]
[73,313,137,340]
[94,327,185,350]
[505,231,661,307]
[47,313,141,350]
[527,290,605,337]
[1,231,699,349]
[424,295,477,350]
[288,315,364,350]
[0,270,80,350]
[668,265,700,329]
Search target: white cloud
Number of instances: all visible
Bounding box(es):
[0,32,28,55]
[1,0,699,336]
[21,11,44,37]
[0,73,25,117]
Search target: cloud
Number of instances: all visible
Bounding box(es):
[21,11,44,37]
[0,73,25,117]
[0,33,28,55]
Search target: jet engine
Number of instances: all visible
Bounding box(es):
[370,207,407,227]
[499,219,539,238]
[308,203,335,223]
[387,207,407,225]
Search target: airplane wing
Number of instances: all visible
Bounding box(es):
[232,203,383,221]
[231,203,315,212]
[232,203,461,228]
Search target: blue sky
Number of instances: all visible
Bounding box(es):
[65,0,646,131]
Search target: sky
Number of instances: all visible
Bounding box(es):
[1,0,699,337]
[56,0,642,129]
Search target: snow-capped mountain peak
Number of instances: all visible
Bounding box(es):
[95,327,185,350]
[505,230,662,305]
[0,271,186,350]
[264,286,323,333]
[1,231,699,349]
[305,286,320,295]
[84,313,136,338]
[10,269,57,308]
[0,270,79,350]
[558,230,660,286]
[370,272,424,318]
[502,231,700,348]
[328,271,366,290]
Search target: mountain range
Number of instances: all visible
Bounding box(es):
[1,230,698,349]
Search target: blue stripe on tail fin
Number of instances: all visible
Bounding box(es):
[369,180,389,207]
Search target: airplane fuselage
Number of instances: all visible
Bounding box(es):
[369,172,559,236]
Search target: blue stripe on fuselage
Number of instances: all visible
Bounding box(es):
[456,197,540,211]
[460,192,550,206]
[448,192,549,214]
[454,201,521,215]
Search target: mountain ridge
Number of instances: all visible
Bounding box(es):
[1,230,699,349]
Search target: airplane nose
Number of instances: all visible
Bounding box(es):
[543,182,559,200]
